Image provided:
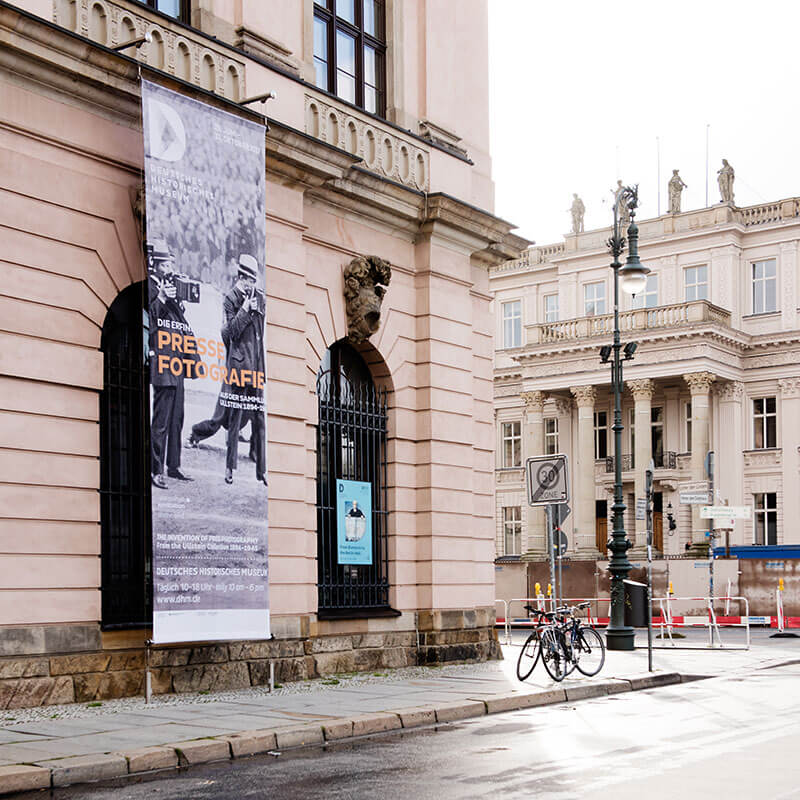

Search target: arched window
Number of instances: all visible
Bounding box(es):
[316,341,393,617]
[100,282,152,628]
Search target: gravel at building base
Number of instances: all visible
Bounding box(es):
[0,659,505,727]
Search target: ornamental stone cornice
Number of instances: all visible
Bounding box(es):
[627,378,655,402]
[683,372,717,395]
[778,377,800,398]
[520,391,546,413]
[570,385,596,407]
[716,381,744,401]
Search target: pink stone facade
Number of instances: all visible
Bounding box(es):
[0,1,526,705]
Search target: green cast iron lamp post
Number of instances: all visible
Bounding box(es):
[603,185,649,651]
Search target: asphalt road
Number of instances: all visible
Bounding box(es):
[50,661,800,800]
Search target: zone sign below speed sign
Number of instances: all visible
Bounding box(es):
[526,454,569,506]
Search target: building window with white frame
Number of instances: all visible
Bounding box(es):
[545,417,558,455]
[632,273,658,309]
[684,401,692,452]
[544,294,559,323]
[753,492,777,545]
[752,259,777,314]
[594,411,608,459]
[501,421,522,468]
[753,397,777,449]
[503,506,522,555]
[584,282,606,316]
[684,265,708,301]
[502,300,522,348]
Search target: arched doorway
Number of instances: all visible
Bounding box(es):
[316,341,393,617]
[99,281,152,628]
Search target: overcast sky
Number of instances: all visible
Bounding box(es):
[488,1,800,246]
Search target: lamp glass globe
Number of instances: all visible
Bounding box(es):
[619,269,648,296]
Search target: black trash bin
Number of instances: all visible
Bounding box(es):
[623,579,648,627]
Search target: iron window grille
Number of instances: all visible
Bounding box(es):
[316,341,393,617]
[313,0,386,116]
[100,282,153,629]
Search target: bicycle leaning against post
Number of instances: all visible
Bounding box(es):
[516,602,606,683]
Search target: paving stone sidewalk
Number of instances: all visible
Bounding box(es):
[1,634,798,796]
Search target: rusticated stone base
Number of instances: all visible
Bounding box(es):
[0,611,500,710]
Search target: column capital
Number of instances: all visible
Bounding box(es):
[570,385,596,407]
[716,381,744,402]
[683,371,716,395]
[520,390,546,413]
[779,377,800,398]
[627,378,655,402]
[554,397,573,417]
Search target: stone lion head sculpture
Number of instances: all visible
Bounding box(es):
[343,255,392,344]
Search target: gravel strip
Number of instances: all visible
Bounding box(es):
[0,660,506,727]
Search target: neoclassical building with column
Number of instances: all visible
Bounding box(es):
[491,198,800,606]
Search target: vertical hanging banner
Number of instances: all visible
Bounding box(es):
[141,81,269,644]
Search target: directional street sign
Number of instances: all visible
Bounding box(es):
[678,480,710,504]
[526,454,569,507]
[681,492,711,504]
[700,505,752,520]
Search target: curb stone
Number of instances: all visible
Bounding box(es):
[625,672,681,690]
[0,765,50,794]
[0,671,694,796]
[39,753,128,788]
[173,739,230,766]
[321,720,353,741]
[350,713,402,736]
[275,724,325,749]
[434,700,486,723]
[120,745,178,773]
[222,730,278,757]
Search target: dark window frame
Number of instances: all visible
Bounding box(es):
[313,0,386,117]
[754,492,778,545]
[135,0,191,24]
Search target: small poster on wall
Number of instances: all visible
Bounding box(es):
[336,479,373,565]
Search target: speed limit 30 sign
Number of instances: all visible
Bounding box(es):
[526,454,569,506]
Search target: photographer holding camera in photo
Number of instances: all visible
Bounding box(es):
[148,238,201,489]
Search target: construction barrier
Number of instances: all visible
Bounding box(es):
[655,595,750,649]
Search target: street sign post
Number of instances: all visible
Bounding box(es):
[526,454,569,506]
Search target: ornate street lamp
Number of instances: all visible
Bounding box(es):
[602,185,650,651]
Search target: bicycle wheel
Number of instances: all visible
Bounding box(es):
[516,631,541,681]
[574,626,606,676]
[539,628,567,682]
